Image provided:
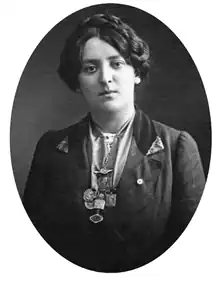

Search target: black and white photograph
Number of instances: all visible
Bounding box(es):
[8,1,213,276]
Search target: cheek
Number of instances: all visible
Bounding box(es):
[79,78,98,101]
[120,73,135,89]
[119,69,135,83]
[79,76,98,90]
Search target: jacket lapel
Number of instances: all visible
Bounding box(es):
[121,108,165,187]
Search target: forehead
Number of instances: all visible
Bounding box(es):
[81,37,122,62]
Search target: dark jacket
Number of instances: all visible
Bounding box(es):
[23,108,205,272]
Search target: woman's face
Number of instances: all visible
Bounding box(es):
[78,37,140,112]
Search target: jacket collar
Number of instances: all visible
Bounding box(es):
[132,107,164,156]
[56,107,164,157]
[56,114,89,154]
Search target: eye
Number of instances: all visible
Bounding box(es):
[111,60,125,69]
[82,65,97,74]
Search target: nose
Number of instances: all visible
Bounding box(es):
[99,63,113,85]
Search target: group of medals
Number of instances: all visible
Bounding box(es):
[83,168,117,224]
[83,131,119,223]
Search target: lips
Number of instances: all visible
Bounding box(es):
[99,90,117,96]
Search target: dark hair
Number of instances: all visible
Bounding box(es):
[57,13,150,92]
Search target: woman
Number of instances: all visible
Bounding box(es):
[23,13,205,272]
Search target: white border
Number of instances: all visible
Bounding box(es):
[1,0,219,280]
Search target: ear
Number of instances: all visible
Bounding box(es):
[134,76,141,85]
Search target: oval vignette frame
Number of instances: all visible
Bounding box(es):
[10,3,211,274]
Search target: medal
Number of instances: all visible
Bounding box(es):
[97,193,105,199]
[94,199,105,210]
[84,201,95,210]
[97,177,110,192]
[83,188,97,202]
[106,193,117,207]
[89,213,104,224]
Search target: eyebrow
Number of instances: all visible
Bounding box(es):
[82,55,123,64]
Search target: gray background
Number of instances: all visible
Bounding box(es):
[10,4,211,197]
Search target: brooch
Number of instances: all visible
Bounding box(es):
[56,136,69,153]
[147,136,164,156]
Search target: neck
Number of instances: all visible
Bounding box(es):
[90,105,135,134]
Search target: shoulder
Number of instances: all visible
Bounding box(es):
[35,116,88,151]
[152,120,181,141]
[152,119,204,180]
[151,119,201,165]
[152,120,198,151]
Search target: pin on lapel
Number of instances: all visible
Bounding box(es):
[147,136,164,156]
[56,136,69,153]
[137,178,143,185]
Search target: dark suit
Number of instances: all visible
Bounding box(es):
[23,107,205,272]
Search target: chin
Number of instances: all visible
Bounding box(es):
[98,100,125,112]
